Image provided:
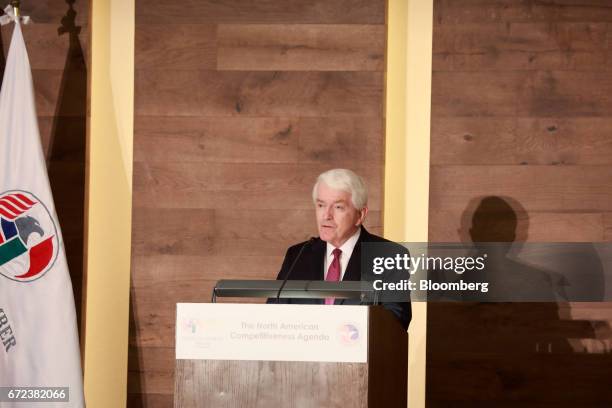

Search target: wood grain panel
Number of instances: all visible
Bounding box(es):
[217,24,385,71]
[434,70,612,117]
[175,360,368,408]
[131,255,284,284]
[429,210,605,243]
[135,70,383,117]
[134,116,299,163]
[431,53,454,71]
[514,118,612,165]
[433,21,607,72]
[134,116,384,165]
[434,0,537,24]
[136,24,216,70]
[604,213,612,241]
[435,23,606,54]
[131,208,216,256]
[132,187,383,215]
[131,1,387,403]
[430,165,612,212]
[136,0,385,24]
[135,69,201,116]
[132,163,383,210]
[130,309,175,348]
[432,72,527,117]
[435,0,612,24]
[132,208,381,257]
[449,49,605,72]
[133,162,314,197]
[520,70,612,116]
[132,208,312,257]
[298,117,383,165]
[198,71,383,117]
[215,209,316,242]
[430,1,612,406]
[432,117,612,165]
[131,281,217,318]
[132,187,311,212]
[504,212,606,242]
[431,118,518,164]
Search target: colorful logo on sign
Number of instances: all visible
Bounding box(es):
[183,318,201,334]
[338,323,360,345]
[0,191,58,282]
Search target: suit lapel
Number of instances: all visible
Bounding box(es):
[311,238,326,281]
[306,239,325,305]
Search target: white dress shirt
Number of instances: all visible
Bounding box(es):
[324,228,361,281]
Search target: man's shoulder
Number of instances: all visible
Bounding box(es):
[285,237,323,256]
[360,229,408,254]
[360,229,389,243]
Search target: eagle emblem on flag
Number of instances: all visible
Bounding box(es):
[0,190,58,282]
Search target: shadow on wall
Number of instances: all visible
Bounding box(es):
[47,0,87,328]
[458,196,590,352]
[127,286,146,408]
[427,195,612,407]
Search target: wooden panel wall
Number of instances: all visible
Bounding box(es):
[428,0,612,406]
[0,2,89,325]
[130,1,387,405]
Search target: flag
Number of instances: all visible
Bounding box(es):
[0,7,84,407]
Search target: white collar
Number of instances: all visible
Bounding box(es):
[326,227,361,258]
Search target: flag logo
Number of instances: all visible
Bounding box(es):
[337,323,360,345]
[0,190,58,282]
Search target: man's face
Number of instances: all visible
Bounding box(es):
[315,182,367,248]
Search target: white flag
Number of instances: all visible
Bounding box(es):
[0,12,85,408]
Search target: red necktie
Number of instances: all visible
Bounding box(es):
[325,248,342,305]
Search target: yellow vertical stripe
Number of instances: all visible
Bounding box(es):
[83,1,134,406]
[385,0,433,407]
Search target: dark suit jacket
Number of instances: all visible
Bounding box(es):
[270,227,411,330]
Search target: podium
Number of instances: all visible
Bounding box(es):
[174,303,408,408]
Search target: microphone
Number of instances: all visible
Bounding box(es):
[275,237,316,303]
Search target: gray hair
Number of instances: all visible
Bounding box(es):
[312,169,368,210]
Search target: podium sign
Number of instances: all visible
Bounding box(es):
[174,304,408,407]
[176,303,368,363]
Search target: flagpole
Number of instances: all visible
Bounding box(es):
[11,0,20,17]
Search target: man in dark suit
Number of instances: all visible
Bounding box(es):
[271,169,411,330]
